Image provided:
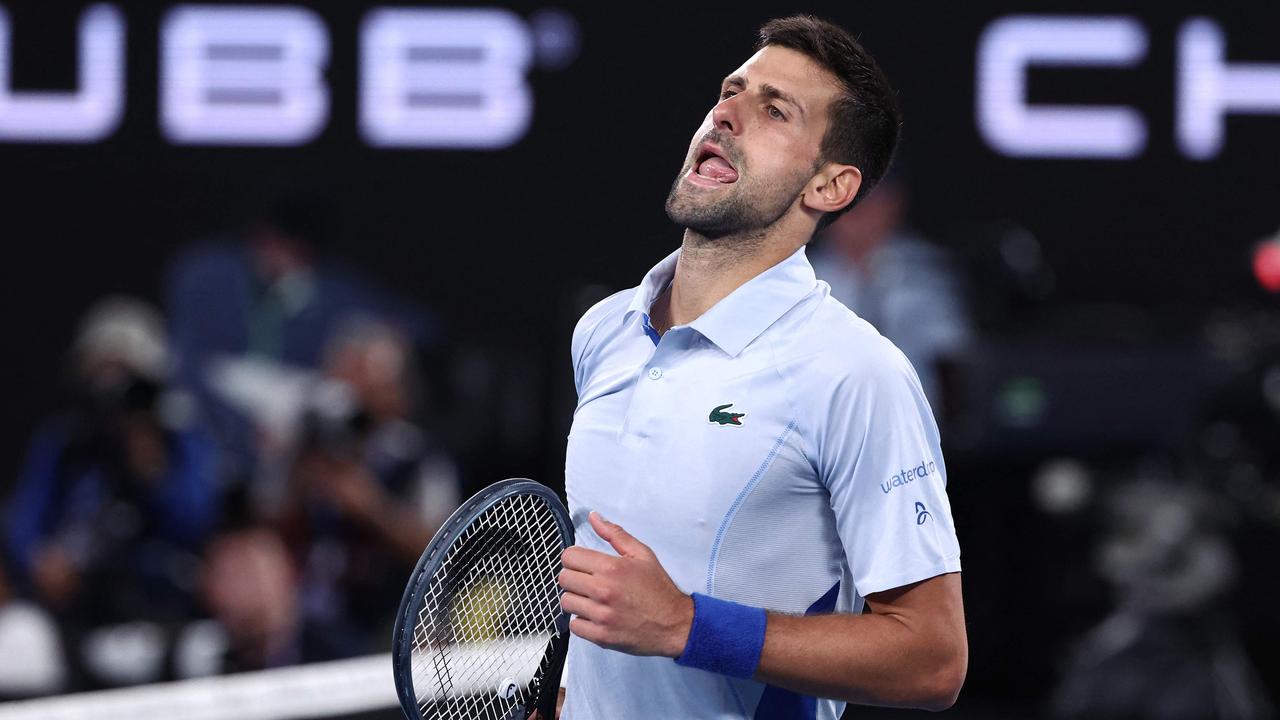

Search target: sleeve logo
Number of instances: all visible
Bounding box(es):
[880,459,938,494]
[915,502,932,525]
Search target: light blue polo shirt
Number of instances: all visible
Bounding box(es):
[562,246,961,720]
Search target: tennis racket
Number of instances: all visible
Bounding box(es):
[392,478,574,720]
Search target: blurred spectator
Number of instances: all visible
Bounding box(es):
[202,319,459,665]
[3,297,218,688]
[199,526,300,671]
[164,176,431,486]
[1050,478,1274,720]
[810,175,972,414]
[281,318,459,658]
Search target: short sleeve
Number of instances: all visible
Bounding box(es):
[570,310,593,397]
[570,289,630,397]
[816,349,961,596]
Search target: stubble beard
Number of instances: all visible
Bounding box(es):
[664,161,809,243]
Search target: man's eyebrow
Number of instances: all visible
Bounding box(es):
[720,75,806,118]
[760,82,805,118]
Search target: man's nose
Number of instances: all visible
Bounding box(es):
[711,96,740,136]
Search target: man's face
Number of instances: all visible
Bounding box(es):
[665,46,841,238]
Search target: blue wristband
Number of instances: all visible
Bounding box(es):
[674,593,767,678]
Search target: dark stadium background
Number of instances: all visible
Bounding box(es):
[2,1,1278,717]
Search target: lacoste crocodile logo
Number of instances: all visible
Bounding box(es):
[708,403,746,427]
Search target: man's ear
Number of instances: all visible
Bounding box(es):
[802,163,862,215]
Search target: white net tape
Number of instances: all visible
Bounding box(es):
[0,653,395,720]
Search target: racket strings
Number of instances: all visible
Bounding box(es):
[409,493,567,719]
[417,512,527,717]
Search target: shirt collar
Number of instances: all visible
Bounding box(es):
[626,245,818,357]
[626,247,681,318]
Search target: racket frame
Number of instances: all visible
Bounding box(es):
[392,478,574,720]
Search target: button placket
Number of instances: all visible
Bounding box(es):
[626,340,676,440]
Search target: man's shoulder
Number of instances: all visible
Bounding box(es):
[571,287,635,368]
[577,287,635,328]
[781,293,916,383]
[776,297,932,454]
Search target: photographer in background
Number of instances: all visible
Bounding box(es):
[165,175,432,489]
[3,297,218,689]
[275,318,459,659]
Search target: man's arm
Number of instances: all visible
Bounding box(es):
[757,573,966,710]
[559,513,967,712]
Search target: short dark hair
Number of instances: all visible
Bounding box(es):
[757,15,901,230]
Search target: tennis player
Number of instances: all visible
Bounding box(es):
[555,15,966,719]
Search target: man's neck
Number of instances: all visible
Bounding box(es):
[650,224,807,334]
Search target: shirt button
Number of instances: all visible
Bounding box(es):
[648,367,663,380]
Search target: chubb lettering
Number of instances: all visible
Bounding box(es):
[880,460,938,494]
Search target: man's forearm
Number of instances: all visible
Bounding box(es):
[755,603,966,711]
[557,516,966,711]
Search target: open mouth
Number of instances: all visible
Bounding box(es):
[692,143,739,184]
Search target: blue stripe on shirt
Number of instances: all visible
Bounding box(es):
[752,581,841,720]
